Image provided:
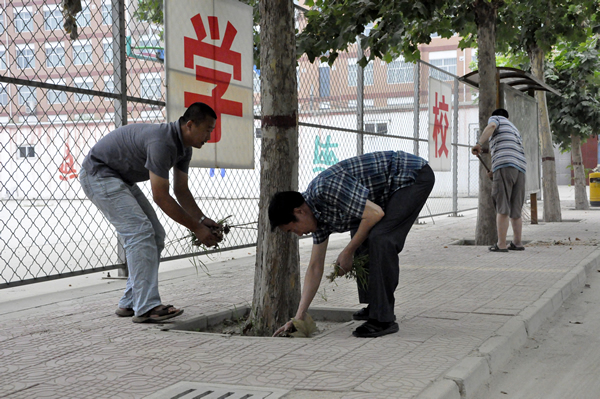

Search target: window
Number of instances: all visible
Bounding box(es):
[0,10,4,34]
[429,51,457,81]
[48,114,68,123]
[45,42,64,68]
[387,57,414,84]
[44,5,61,31]
[101,0,112,25]
[349,58,374,86]
[46,79,66,104]
[103,75,114,96]
[0,46,6,69]
[318,63,330,98]
[348,58,358,87]
[73,40,93,65]
[103,38,113,63]
[74,77,93,102]
[76,1,91,28]
[364,62,374,86]
[14,7,33,33]
[387,97,412,106]
[140,73,161,101]
[16,44,35,69]
[0,83,8,106]
[18,86,37,113]
[365,122,388,135]
[17,145,35,158]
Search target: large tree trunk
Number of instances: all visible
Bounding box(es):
[251,0,300,336]
[571,134,590,210]
[474,0,498,245]
[529,46,562,221]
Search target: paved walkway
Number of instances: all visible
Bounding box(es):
[2,186,600,399]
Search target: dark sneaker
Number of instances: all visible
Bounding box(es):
[352,319,399,338]
[353,306,369,321]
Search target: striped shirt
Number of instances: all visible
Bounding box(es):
[488,116,527,173]
[302,151,428,244]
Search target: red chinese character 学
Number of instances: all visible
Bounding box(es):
[432,92,449,158]
[184,14,243,143]
[59,143,78,181]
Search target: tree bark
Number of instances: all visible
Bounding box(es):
[474,0,498,245]
[529,46,562,221]
[251,0,300,336]
[571,134,590,210]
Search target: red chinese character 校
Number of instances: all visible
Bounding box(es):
[432,92,449,158]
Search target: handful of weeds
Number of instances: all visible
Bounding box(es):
[183,216,232,275]
[326,254,369,290]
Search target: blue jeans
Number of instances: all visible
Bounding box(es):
[79,168,165,316]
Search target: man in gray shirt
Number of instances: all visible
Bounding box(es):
[80,102,222,323]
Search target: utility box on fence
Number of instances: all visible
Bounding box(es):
[589,172,600,206]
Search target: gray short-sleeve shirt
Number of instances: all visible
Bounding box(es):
[82,121,192,185]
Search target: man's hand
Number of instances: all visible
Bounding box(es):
[335,250,353,277]
[471,143,482,156]
[202,217,224,241]
[487,171,493,180]
[193,223,220,247]
[273,320,295,337]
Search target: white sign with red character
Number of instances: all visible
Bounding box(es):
[165,0,253,168]
[428,77,452,171]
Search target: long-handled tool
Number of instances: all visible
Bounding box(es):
[476,153,490,173]
[475,153,493,180]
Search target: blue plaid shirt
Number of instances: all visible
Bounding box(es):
[303,151,428,244]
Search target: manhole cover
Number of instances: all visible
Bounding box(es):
[144,382,289,399]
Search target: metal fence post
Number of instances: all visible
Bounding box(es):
[413,62,421,156]
[356,37,364,156]
[112,0,128,277]
[452,78,459,216]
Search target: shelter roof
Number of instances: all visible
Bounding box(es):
[459,67,561,96]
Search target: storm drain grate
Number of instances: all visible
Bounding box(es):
[143,382,289,399]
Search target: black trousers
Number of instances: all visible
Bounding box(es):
[351,164,435,322]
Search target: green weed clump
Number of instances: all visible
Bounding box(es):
[325,254,369,290]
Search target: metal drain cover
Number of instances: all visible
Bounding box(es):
[144,382,289,399]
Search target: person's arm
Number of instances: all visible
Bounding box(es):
[336,199,384,275]
[172,168,220,231]
[273,239,329,336]
[149,170,220,247]
[471,121,497,156]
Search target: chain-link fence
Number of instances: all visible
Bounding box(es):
[0,1,479,288]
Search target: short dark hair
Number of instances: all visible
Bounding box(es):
[180,102,217,125]
[492,108,509,118]
[268,191,305,231]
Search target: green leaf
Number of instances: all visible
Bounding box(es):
[290,313,317,338]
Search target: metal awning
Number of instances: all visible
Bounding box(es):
[459,67,561,96]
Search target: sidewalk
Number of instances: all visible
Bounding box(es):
[2,186,600,399]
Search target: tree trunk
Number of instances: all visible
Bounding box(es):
[571,134,590,210]
[529,46,562,222]
[251,0,300,336]
[474,0,498,245]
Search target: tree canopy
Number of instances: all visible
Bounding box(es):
[545,36,600,151]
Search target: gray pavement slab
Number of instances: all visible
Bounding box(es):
[1,186,600,398]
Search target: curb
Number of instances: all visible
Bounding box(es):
[416,247,600,399]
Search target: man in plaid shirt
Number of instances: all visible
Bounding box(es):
[270,151,435,337]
